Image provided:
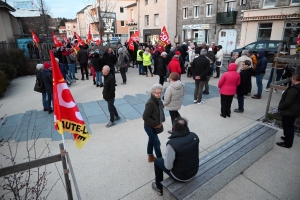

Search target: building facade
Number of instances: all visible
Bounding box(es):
[76,6,90,38]
[124,2,138,37]
[65,19,78,39]
[137,0,177,44]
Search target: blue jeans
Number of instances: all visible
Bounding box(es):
[95,71,103,85]
[154,158,174,190]
[266,68,284,89]
[138,62,144,74]
[68,63,76,79]
[42,92,47,109]
[237,94,244,111]
[255,73,265,96]
[47,93,53,111]
[144,125,162,158]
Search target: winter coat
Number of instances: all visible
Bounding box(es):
[35,69,45,92]
[215,49,224,66]
[163,80,184,111]
[237,68,254,95]
[255,50,268,75]
[191,55,211,81]
[278,84,300,117]
[91,57,103,72]
[206,51,216,64]
[218,63,240,95]
[77,48,88,64]
[168,58,182,75]
[102,52,117,67]
[42,69,53,94]
[143,95,162,128]
[116,49,128,68]
[251,54,258,70]
[157,56,166,76]
[102,73,115,101]
[235,55,253,72]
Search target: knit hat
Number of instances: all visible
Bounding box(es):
[43,62,51,69]
[175,51,181,55]
[161,52,167,56]
[36,64,43,70]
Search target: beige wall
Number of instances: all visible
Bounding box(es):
[65,21,78,38]
[0,8,14,43]
[77,13,87,37]
[116,20,128,34]
[126,5,138,36]
[10,15,21,37]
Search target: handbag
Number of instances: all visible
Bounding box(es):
[34,80,43,93]
[215,61,221,66]
[154,124,164,134]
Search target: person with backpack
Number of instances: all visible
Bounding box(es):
[116,47,129,84]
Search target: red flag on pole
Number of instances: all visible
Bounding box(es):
[50,51,91,149]
[127,31,139,51]
[158,26,170,46]
[74,32,85,46]
[31,30,40,47]
[297,32,300,44]
[61,33,69,44]
[87,24,92,44]
[52,31,63,47]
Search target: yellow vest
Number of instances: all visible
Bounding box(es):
[137,50,143,61]
[143,53,152,66]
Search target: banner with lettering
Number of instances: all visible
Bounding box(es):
[127,31,139,51]
[158,26,170,46]
[50,51,91,149]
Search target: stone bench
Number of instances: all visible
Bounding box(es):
[161,124,277,200]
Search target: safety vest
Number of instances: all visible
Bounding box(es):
[143,53,152,66]
[137,50,143,61]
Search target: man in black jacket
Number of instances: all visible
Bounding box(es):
[151,117,199,196]
[42,62,53,114]
[102,65,120,127]
[191,49,211,104]
[102,48,117,86]
[277,72,300,148]
[77,45,89,80]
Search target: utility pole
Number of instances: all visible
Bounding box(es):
[40,0,48,39]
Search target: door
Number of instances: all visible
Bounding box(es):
[218,29,237,54]
[194,32,199,43]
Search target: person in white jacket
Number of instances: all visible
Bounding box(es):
[187,45,196,77]
[214,45,224,78]
[163,72,184,133]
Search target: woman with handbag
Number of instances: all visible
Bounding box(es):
[34,64,47,111]
[143,84,165,163]
[214,45,223,78]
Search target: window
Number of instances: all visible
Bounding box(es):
[194,6,199,18]
[154,0,158,3]
[291,0,300,4]
[245,43,255,50]
[145,0,148,5]
[206,4,212,17]
[255,42,266,49]
[183,7,188,19]
[257,23,272,41]
[154,14,159,26]
[131,9,134,20]
[240,0,247,5]
[182,30,186,42]
[73,26,75,28]
[121,21,125,27]
[120,7,124,13]
[268,42,279,49]
[263,0,276,7]
[283,22,300,45]
[145,15,149,26]
[225,1,236,12]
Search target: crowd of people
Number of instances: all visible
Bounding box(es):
[33,38,300,196]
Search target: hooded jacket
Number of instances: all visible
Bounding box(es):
[235,55,253,72]
[255,51,268,75]
[163,81,184,111]
[168,57,182,75]
[278,84,300,117]
[218,63,240,95]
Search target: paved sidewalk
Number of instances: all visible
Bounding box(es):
[0,68,299,200]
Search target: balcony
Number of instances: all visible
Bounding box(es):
[216,11,238,25]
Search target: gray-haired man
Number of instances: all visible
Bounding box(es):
[235,50,253,72]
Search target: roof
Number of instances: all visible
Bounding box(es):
[0,1,16,12]
[124,2,137,8]
[59,26,66,29]
[67,19,77,23]
[77,5,91,14]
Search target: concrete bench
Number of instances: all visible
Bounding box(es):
[161,124,277,200]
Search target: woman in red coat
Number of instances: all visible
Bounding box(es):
[218,63,240,118]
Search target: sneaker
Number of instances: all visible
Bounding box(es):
[197,101,205,105]
[114,116,120,121]
[121,82,126,85]
[106,121,115,128]
[74,78,78,80]
[265,88,269,92]
[203,91,209,95]
[234,109,244,113]
[151,182,163,196]
[193,100,197,103]
[81,78,85,81]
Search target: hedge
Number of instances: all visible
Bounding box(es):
[0,70,7,98]
[0,63,17,80]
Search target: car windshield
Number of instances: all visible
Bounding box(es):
[244,43,255,50]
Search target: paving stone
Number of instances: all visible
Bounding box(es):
[88,114,110,124]
[183,93,195,102]
[124,95,143,106]
[97,100,107,108]
[35,116,52,127]
[116,103,141,120]
[184,85,195,94]
[17,129,35,142]
[35,124,52,139]
[2,113,24,127]
[36,110,50,118]
[132,104,145,115]
[114,98,128,105]
[135,94,150,103]
[0,125,19,141]
[82,101,104,117]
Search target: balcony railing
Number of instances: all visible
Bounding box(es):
[216,11,238,25]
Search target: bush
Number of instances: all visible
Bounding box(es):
[0,49,29,77]
[0,63,17,80]
[0,70,7,98]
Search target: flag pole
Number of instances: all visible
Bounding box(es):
[61,133,66,150]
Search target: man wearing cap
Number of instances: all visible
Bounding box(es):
[42,62,53,114]
[168,51,182,78]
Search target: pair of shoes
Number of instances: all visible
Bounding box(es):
[43,108,48,111]
[48,110,53,114]
[121,82,126,85]
[276,142,291,148]
[203,91,209,94]
[81,78,85,81]
[220,114,226,118]
[234,109,244,113]
[214,76,219,78]
[227,114,231,117]
[93,80,96,85]
[281,136,286,141]
[114,116,120,121]
[148,155,156,162]
[193,100,197,103]
[152,182,163,196]
[246,93,251,96]
[265,88,269,92]
[197,101,205,105]
[167,130,172,134]
[252,95,261,99]
[106,121,115,128]
[100,83,103,87]
[74,78,78,80]
[96,84,99,87]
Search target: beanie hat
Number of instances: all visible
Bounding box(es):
[43,62,51,69]
[175,51,181,55]
[161,52,167,56]
[36,64,44,70]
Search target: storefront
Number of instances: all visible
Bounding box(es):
[143,29,161,43]
[182,24,210,44]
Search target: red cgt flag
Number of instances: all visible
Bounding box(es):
[52,31,63,47]
[87,24,92,44]
[50,51,91,149]
[31,31,40,47]
[74,32,85,46]
[61,33,69,44]
[127,31,139,51]
[158,26,170,46]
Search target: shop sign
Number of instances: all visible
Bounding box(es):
[183,24,210,30]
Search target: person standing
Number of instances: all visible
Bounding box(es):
[163,72,184,133]
[143,47,153,77]
[102,65,120,127]
[187,45,196,78]
[116,47,128,85]
[191,49,211,104]
[66,52,78,81]
[143,84,165,163]
[91,52,103,87]
[276,72,300,148]
[137,46,145,75]
[234,60,254,113]
[42,62,53,114]
[103,48,117,85]
[218,63,240,118]
[168,52,182,78]
[248,50,257,70]
[35,64,47,111]
[77,45,89,80]
[211,42,218,55]
[229,52,239,64]
[203,48,216,94]
[235,50,253,72]
[214,45,224,78]
[157,52,167,86]
[252,51,268,99]
[151,117,199,196]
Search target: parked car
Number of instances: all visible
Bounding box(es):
[231,40,289,63]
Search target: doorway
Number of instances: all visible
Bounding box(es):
[218,29,237,54]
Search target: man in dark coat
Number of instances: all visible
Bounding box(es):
[102,65,120,127]
[157,52,167,86]
[252,50,268,99]
[42,62,53,114]
[277,72,300,148]
[191,49,211,104]
[77,45,89,80]
[102,48,117,85]
[151,117,199,196]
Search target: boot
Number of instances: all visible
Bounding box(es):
[151,73,153,77]
[93,80,96,85]
[146,73,148,77]
[148,155,156,163]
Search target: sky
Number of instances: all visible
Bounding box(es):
[6,0,91,19]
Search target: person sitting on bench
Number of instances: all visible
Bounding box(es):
[151,117,200,196]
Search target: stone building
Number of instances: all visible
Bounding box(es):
[177,0,248,54]
[124,2,138,37]
[65,19,78,39]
